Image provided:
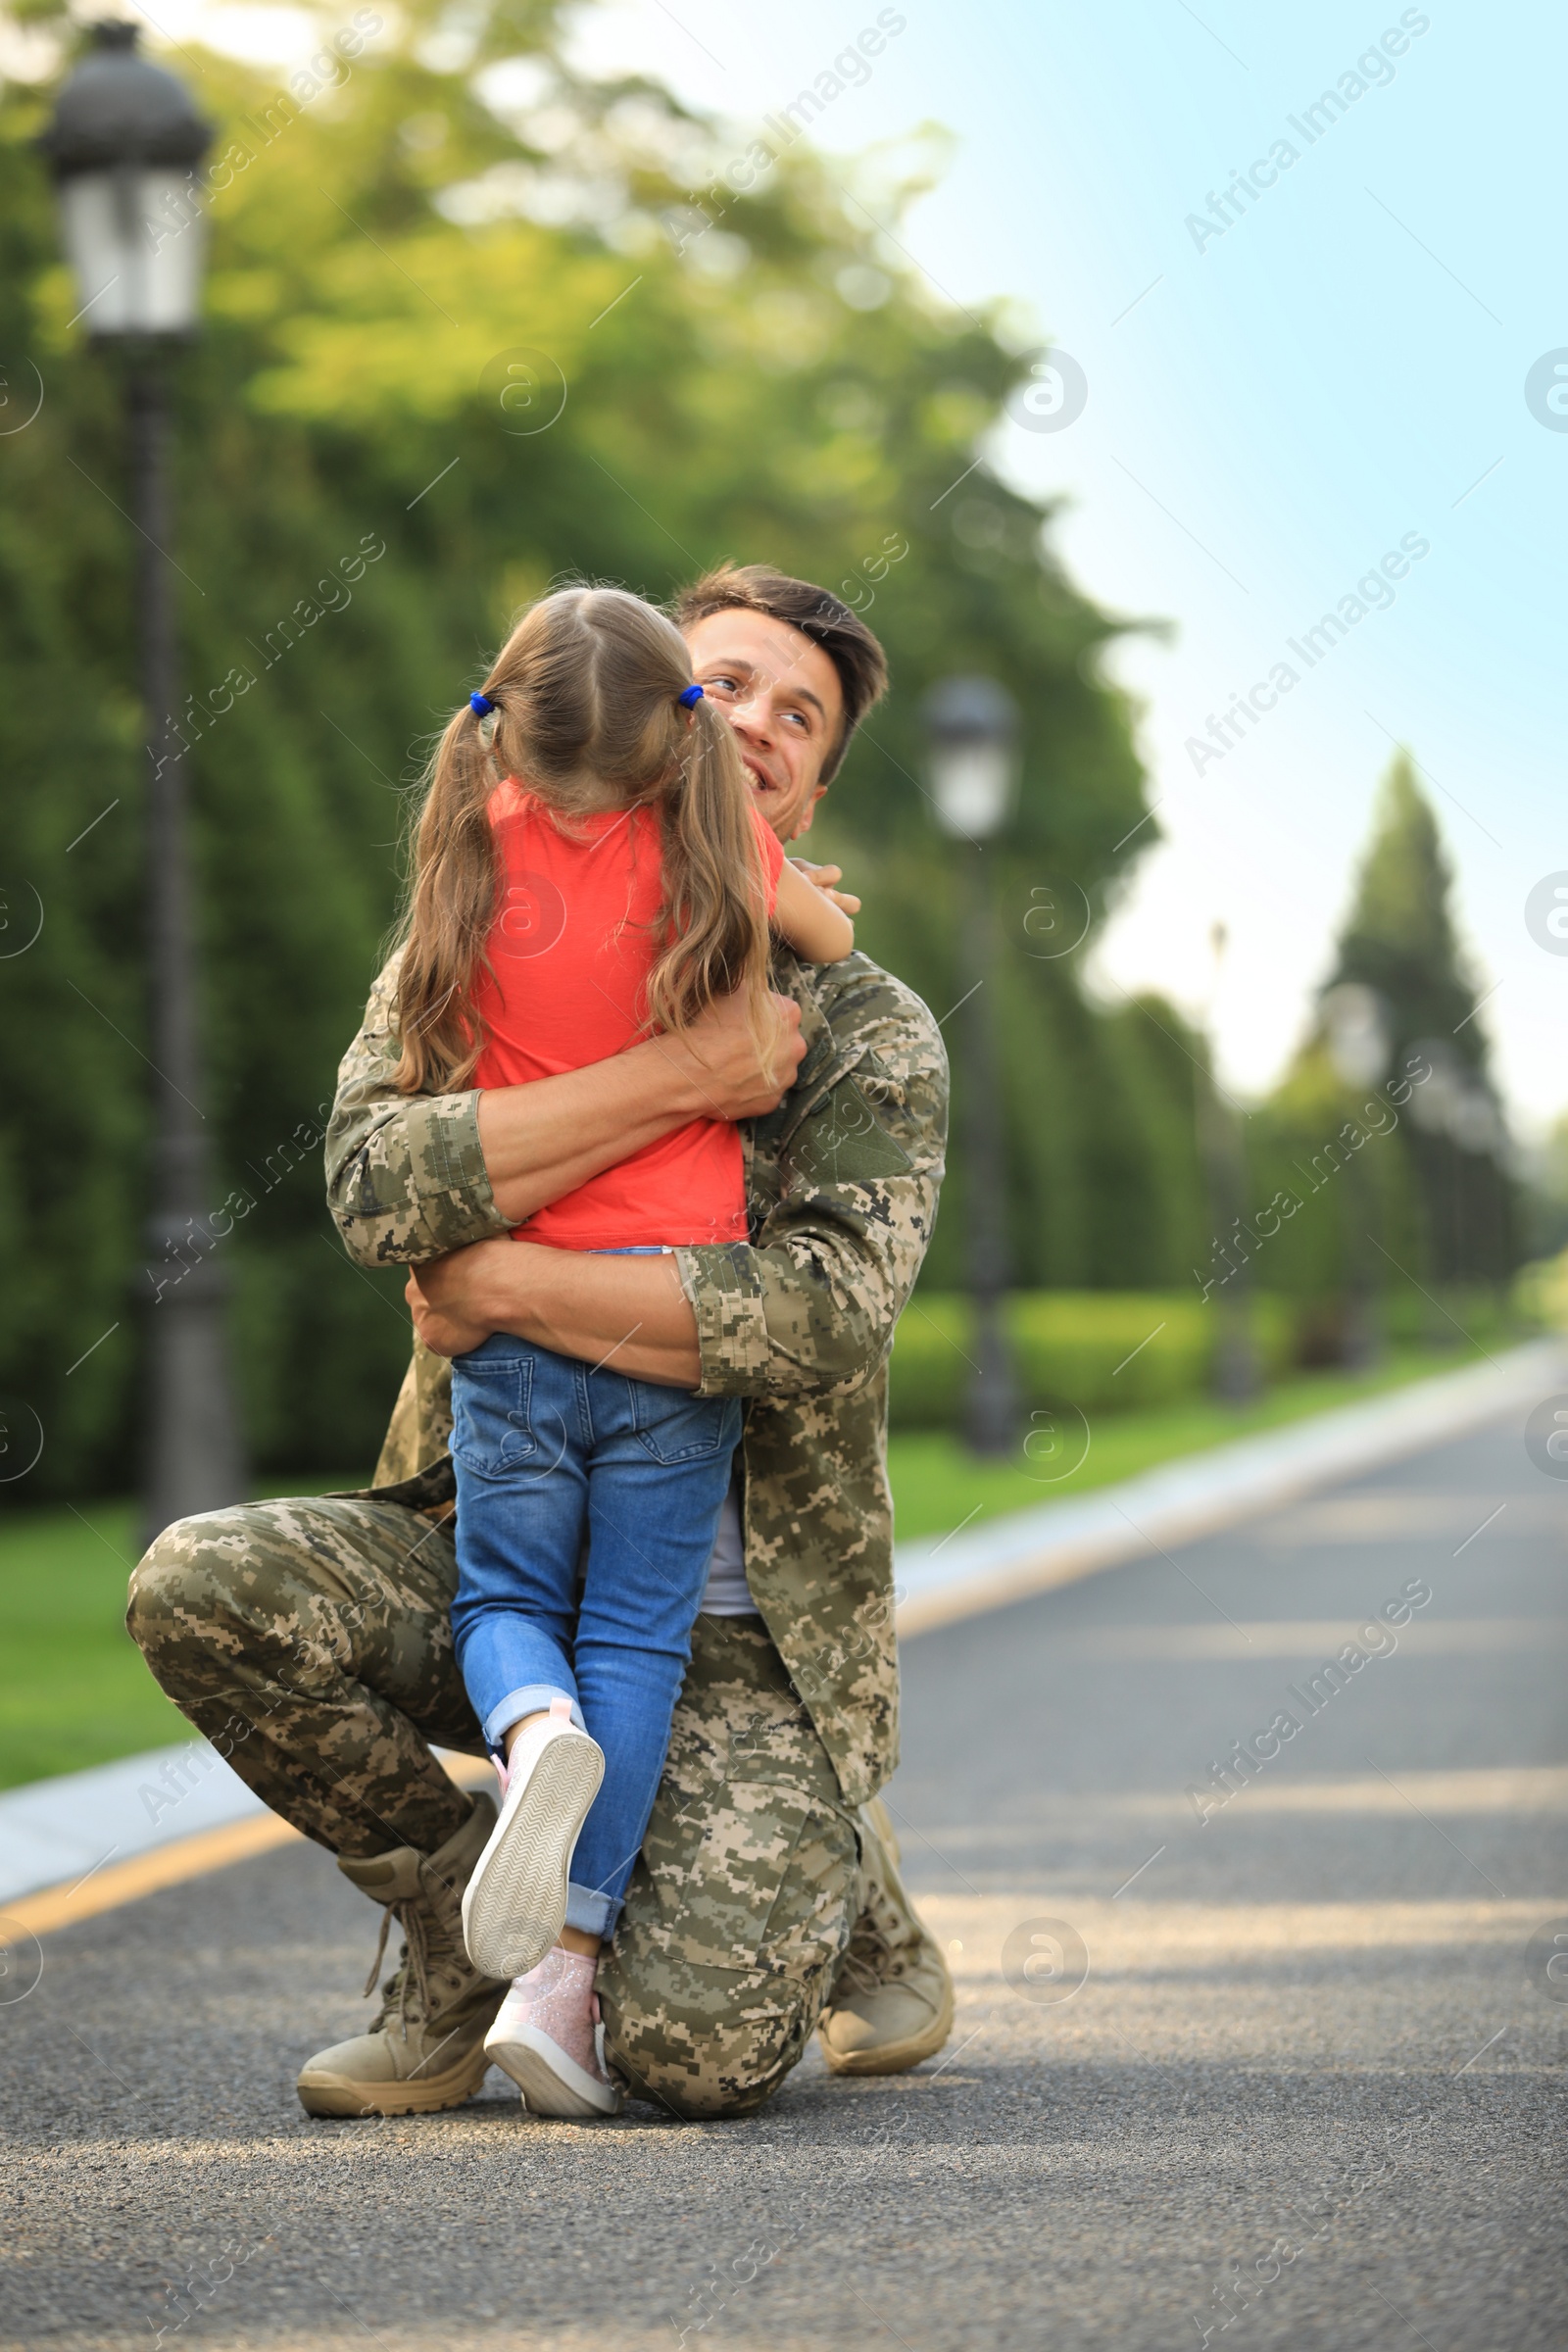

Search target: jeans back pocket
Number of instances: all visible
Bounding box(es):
[451,1351,537,1479]
[627,1385,741,1467]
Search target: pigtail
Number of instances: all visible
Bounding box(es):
[645,695,779,1065]
[392,586,782,1099]
[392,701,502,1093]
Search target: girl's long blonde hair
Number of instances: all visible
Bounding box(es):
[392,586,776,1096]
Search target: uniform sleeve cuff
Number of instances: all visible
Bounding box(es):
[407,1091,507,1224]
[675,1244,771,1395]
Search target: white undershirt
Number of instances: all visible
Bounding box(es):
[699,1472,758,1615]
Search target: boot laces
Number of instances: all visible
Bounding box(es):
[835,1895,913,1996]
[362,1862,470,2033]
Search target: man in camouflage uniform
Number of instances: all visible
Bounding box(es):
[128,565,952,2119]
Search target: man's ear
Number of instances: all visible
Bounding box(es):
[790,785,828,841]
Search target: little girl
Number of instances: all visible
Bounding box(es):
[392,585,853,2119]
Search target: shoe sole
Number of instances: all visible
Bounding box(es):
[486,2024,621,2119]
[296,2037,492,2118]
[818,1972,956,2078]
[462,1736,604,1982]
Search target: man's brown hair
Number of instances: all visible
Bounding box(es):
[672,564,889,784]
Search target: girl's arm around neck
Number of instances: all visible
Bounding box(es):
[771,855,855,964]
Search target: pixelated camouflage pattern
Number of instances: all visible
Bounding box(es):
[325,946,948,1806]
[372,1334,455,1491]
[126,1495,479,1860]
[127,1499,857,2118]
[601,1613,859,2118]
[326,955,514,1267]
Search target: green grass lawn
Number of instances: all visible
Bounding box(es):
[0,1475,371,1793]
[0,1345,1493,1791]
[0,1500,188,1789]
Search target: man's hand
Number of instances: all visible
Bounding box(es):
[787,858,861,917]
[405,1241,516,1358]
[665,988,807,1119]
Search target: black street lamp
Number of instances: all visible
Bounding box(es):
[923,675,1020,1457]
[43,24,243,1538]
[1321,981,1392,1368]
[1198,922,1259,1403]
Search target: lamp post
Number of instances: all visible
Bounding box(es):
[923,676,1019,1457]
[1198,922,1259,1402]
[1321,982,1392,1368]
[43,24,243,1538]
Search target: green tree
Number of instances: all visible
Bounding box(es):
[1333,753,1478,1042]
[1522,1111,1568,1260]
[0,0,1179,1494]
[1327,753,1512,1289]
[1246,754,1513,1351]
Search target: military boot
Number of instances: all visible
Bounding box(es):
[297,1792,508,2118]
[817,1795,955,2077]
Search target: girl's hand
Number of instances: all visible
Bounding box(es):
[787,858,861,916]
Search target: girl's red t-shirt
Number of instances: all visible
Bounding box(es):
[470,779,784,1250]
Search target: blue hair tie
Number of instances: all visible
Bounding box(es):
[470,690,497,717]
[678,683,704,708]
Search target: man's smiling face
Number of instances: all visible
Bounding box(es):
[682,608,845,844]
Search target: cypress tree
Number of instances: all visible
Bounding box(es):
[1327,754,1512,1289]
[1249,752,1514,1352]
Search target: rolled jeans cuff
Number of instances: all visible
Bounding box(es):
[482,1684,587,1754]
[565,1882,618,1937]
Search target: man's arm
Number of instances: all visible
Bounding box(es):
[406,956,947,1396]
[325,954,804,1267]
[408,1242,702,1386]
[677,957,947,1397]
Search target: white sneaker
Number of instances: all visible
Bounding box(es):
[461,1698,604,1982]
[485,1946,621,2119]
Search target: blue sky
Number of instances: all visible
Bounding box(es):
[567,0,1567,1131]
[54,0,1568,1129]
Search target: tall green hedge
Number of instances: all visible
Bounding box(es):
[888,1292,1297,1430]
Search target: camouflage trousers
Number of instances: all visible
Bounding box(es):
[127,1495,860,2119]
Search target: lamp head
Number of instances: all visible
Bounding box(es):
[921,673,1019,839]
[41,23,213,339]
[1320,982,1392,1091]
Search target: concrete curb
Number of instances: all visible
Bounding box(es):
[895,1338,1566,1637]
[0,1740,489,1914]
[0,1740,266,1911]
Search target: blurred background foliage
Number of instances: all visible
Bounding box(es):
[0,0,1533,1500]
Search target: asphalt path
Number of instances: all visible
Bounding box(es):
[4,1408,1565,2351]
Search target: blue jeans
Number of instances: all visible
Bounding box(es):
[449,1333,741,1938]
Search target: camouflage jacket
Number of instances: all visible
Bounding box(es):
[324,948,947,1806]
